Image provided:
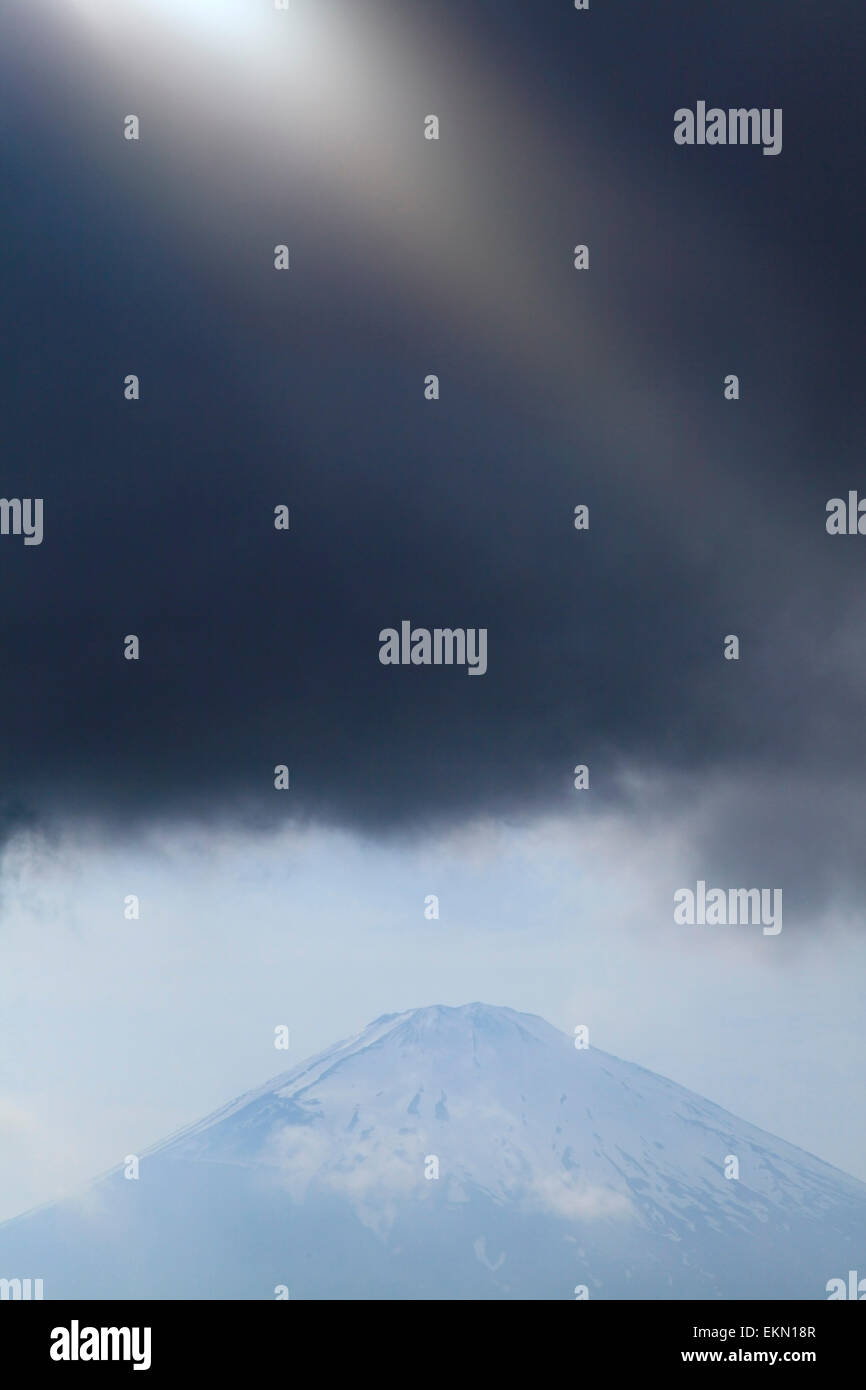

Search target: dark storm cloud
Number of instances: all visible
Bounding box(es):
[1,0,865,919]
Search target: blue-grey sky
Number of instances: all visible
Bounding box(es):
[1,813,864,1222]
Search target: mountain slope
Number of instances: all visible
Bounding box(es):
[1,1003,862,1299]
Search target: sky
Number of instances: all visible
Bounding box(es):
[0,0,864,1221]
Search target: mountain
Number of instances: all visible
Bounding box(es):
[1,1003,863,1299]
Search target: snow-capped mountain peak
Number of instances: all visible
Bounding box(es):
[2,1003,864,1299]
